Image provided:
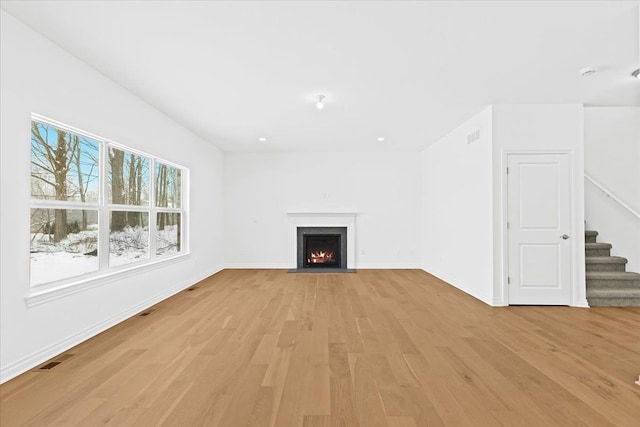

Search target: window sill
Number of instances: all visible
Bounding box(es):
[25,252,191,307]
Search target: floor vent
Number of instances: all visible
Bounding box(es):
[36,354,75,371]
[38,362,61,370]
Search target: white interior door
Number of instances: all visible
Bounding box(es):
[507,153,572,305]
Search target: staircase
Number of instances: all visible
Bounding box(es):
[585,230,640,306]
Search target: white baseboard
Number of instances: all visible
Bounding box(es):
[224,263,423,270]
[224,263,290,269]
[421,268,495,306]
[355,263,422,269]
[0,265,223,384]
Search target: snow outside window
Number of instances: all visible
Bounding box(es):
[30,116,187,289]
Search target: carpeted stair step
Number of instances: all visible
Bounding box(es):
[585,242,612,257]
[586,271,640,289]
[585,256,627,272]
[584,229,639,306]
[586,287,640,307]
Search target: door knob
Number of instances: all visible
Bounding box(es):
[561,234,570,240]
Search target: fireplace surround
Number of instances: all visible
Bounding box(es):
[287,212,357,271]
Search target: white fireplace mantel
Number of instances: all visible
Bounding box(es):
[287,212,357,269]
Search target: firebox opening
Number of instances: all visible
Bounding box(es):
[303,234,341,268]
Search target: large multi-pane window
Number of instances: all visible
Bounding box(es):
[30,116,187,288]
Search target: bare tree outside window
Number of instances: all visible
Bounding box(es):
[155,162,181,210]
[31,122,99,241]
[108,147,150,229]
[30,121,100,285]
[155,162,182,248]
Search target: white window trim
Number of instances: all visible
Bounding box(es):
[28,114,190,303]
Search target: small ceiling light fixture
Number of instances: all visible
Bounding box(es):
[258,137,267,142]
[316,94,325,110]
[632,69,640,80]
[377,137,385,142]
[579,66,597,77]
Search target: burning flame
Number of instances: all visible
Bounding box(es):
[308,251,334,264]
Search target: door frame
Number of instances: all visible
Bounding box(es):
[500,149,588,307]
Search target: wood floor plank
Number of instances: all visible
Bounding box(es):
[273,329,316,426]
[302,362,331,416]
[246,386,274,427]
[303,414,331,427]
[328,342,360,427]
[251,334,279,365]
[217,364,268,427]
[2,269,639,427]
[386,416,418,427]
[261,345,294,427]
[46,397,106,427]
[352,354,388,427]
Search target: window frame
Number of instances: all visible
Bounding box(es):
[28,114,189,304]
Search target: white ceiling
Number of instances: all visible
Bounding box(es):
[2,0,639,152]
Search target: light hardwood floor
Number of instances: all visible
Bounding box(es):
[2,269,640,426]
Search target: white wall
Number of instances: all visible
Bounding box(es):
[421,107,495,305]
[421,105,586,307]
[224,151,422,269]
[584,107,640,273]
[492,104,586,307]
[0,11,225,382]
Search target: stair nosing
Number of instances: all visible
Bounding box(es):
[587,288,640,297]
[585,243,612,248]
[586,271,640,280]
[585,256,628,264]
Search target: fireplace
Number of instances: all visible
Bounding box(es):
[296,227,347,270]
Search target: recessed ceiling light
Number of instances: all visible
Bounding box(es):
[258,137,267,142]
[579,66,597,77]
[316,94,325,110]
[377,137,385,142]
[633,69,640,80]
